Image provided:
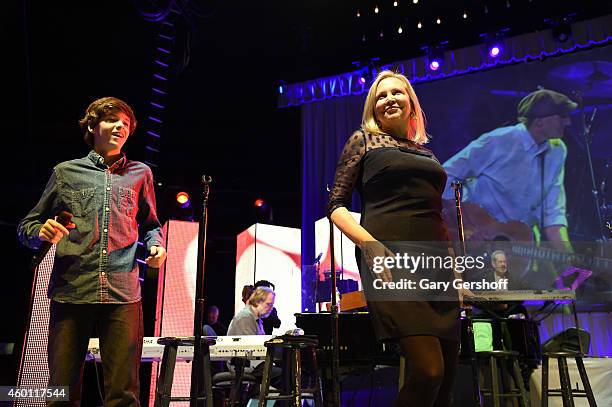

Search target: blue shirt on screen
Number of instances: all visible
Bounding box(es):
[442,123,568,228]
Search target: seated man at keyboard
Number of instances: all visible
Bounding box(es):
[227,286,283,394]
[228,286,275,336]
[253,280,281,335]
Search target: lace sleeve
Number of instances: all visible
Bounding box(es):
[327,130,367,216]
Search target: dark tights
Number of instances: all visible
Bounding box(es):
[394,336,459,407]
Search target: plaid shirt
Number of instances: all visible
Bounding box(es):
[18,151,164,304]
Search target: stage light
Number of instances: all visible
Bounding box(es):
[424,43,446,72]
[254,198,265,208]
[489,45,501,57]
[356,10,360,18]
[553,25,571,42]
[398,26,403,34]
[393,1,398,6]
[359,66,372,84]
[353,58,379,86]
[176,192,190,208]
[374,6,379,14]
[278,80,286,94]
[417,22,422,29]
[436,18,441,25]
[253,198,274,223]
[463,12,467,19]
[548,15,574,43]
[481,29,508,59]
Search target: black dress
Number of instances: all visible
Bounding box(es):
[328,129,460,341]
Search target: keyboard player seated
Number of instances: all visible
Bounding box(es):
[227,286,283,394]
[470,250,528,319]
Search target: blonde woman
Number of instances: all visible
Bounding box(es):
[328,71,459,406]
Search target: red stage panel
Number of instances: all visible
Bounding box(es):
[235,223,301,332]
[149,220,199,407]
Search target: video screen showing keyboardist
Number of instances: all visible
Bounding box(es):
[468,250,516,291]
[469,250,529,319]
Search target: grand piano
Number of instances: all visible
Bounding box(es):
[294,311,542,368]
[294,312,399,366]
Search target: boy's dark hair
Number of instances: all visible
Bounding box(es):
[79,96,137,147]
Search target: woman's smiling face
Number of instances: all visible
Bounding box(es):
[374,77,411,132]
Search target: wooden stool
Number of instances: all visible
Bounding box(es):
[258,335,323,407]
[154,336,216,407]
[478,350,529,407]
[541,351,597,407]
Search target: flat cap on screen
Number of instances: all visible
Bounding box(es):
[517,89,578,119]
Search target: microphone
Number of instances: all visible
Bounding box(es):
[30,211,73,270]
[588,107,598,127]
[285,328,304,336]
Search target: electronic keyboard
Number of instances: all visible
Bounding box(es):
[86,335,273,362]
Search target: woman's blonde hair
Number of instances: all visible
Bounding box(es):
[361,70,428,144]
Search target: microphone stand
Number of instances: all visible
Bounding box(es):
[451,182,482,406]
[190,175,213,407]
[313,255,321,312]
[328,217,340,407]
[581,106,608,241]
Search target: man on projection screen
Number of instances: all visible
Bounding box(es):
[442,89,577,255]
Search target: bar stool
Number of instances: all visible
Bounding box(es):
[477,350,529,407]
[212,358,258,407]
[154,336,216,407]
[541,351,597,407]
[258,335,323,407]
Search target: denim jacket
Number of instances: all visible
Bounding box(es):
[18,151,164,304]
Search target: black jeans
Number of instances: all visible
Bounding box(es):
[47,300,143,407]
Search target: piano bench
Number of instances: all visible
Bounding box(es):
[477,350,530,407]
[258,335,323,407]
[541,351,597,407]
[154,337,216,407]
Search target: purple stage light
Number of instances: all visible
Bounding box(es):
[358,76,367,84]
[489,45,501,57]
[429,60,440,71]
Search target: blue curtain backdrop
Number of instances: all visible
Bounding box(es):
[301,95,365,266]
